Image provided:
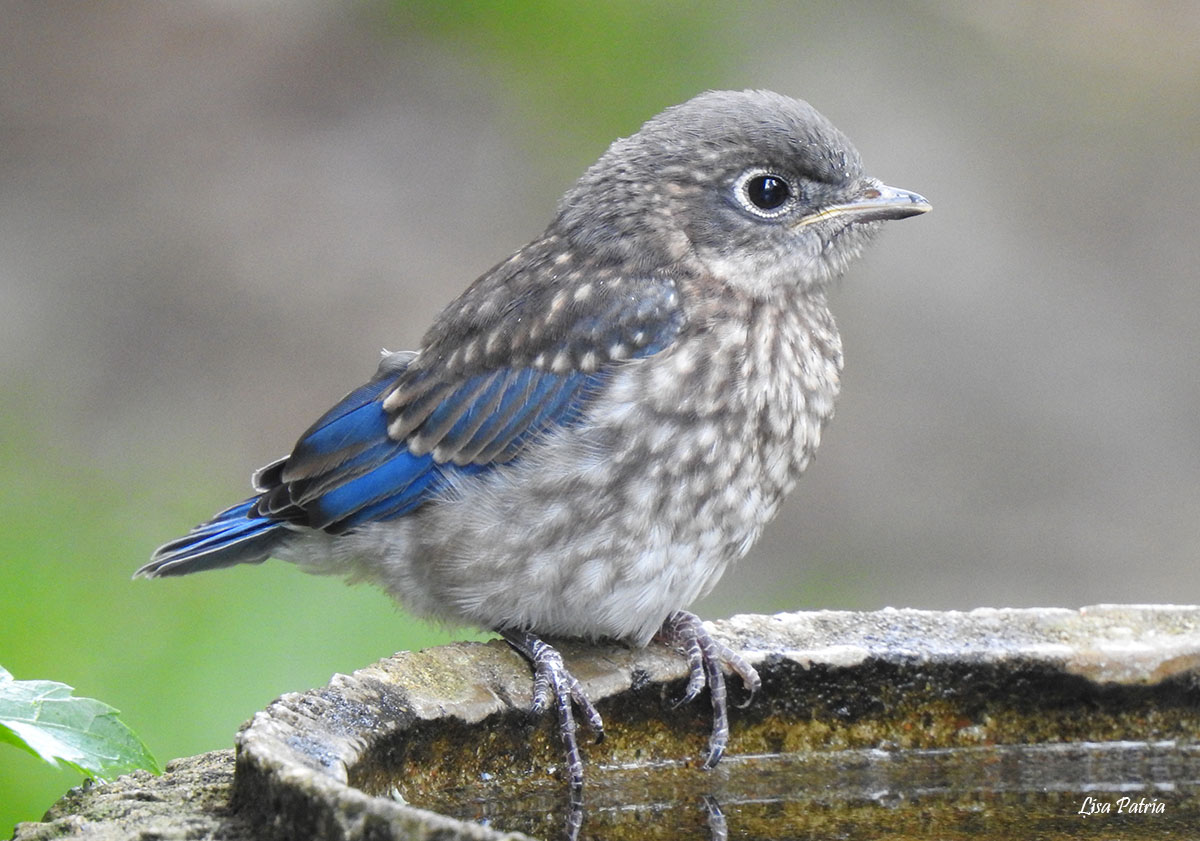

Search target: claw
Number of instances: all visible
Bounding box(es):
[658,610,759,768]
[672,629,707,707]
[501,629,604,791]
[723,645,761,709]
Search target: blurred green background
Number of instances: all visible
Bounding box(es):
[3,1,1198,832]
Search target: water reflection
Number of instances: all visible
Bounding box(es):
[410,741,1200,840]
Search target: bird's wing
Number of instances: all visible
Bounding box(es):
[253,273,685,534]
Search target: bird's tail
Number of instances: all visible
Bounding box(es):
[135,498,286,578]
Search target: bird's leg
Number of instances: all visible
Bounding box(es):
[500,629,604,792]
[657,610,760,768]
[703,795,729,841]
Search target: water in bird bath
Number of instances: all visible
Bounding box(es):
[388,741,1200,840]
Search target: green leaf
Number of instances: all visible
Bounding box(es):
[0,665,160,780]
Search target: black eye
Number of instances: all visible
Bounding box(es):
[747,174,791,210]
[735,169,795,218]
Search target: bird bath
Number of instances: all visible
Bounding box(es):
[231,607,1200,840]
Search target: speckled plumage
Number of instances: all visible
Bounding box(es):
[139,89,929,788]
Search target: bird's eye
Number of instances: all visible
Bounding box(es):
[747,174,790,209]
[734,169,796,219]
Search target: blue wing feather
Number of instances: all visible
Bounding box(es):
[283,372,403,479]
[308,448,436,531]
[278,366,606,531]
[473,369,592,463]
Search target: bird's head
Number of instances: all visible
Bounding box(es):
[555,89,929,295]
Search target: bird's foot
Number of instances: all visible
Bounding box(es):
[501,629,604,793]
[657,610,760,768]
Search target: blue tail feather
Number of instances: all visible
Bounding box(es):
[137,499,285,578]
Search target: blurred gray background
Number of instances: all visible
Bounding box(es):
[2,0,1198,827]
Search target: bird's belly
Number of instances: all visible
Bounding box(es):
[359,347,833,643]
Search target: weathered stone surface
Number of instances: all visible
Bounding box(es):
[10,751,250,841]
[13,606,1200,840]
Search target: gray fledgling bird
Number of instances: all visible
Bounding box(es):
[137,89,929,789]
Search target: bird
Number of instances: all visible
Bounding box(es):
[137,89,930,791]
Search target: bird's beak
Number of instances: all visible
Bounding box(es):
[794,180,931,228]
